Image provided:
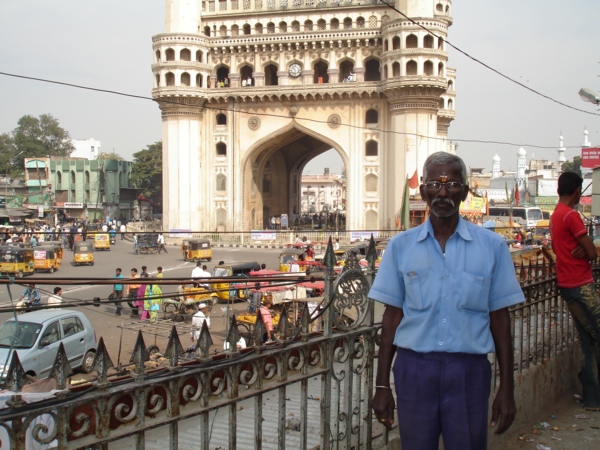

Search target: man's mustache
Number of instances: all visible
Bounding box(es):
[432,198,455,207]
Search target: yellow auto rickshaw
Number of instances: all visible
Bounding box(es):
[0,246,35,277]
[181,239,212,262]
[33,245,63,273]
[73,241,94,266]
[279,248,307,272]
[533,220,551,244]
[94,233,110,251]
[375,241,388,263]
[212,261,261,303]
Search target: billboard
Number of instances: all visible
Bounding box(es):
[581,147,600,168]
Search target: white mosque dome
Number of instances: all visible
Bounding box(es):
[517,147,526,157]
[493,154,500,162]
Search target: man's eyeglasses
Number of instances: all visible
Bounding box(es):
[423,181,464,192]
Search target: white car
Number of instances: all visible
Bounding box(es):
[0,310,97,380]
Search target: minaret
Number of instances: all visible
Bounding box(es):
[492,154,500,178]
[517,147,527,192]
[517,147,527,180]
[583,128,592,148]
[557,134,566,168]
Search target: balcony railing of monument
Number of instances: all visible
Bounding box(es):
[0,242,584,448]
[205,0,381,15]
[164,229,399,248]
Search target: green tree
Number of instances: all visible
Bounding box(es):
[561,156,582,177]
[12,114,75,167]
[0,133,16,176]
[96,152,124,161]
[130,141,163,209]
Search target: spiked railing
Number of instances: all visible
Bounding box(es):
[0,237,582,449]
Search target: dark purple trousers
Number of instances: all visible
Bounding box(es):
[393,348,492,450]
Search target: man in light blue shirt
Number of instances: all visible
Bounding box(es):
[370,152,524,450]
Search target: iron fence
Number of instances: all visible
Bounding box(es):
[0,240,586,449]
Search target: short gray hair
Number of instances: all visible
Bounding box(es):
[422,152,468,185]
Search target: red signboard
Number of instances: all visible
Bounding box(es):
[581,147,600,168]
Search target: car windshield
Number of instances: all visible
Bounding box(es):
[0,321,42,349]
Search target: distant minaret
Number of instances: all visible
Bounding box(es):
[557,134,566,168]
[492,154,501,178]
[517,147,527,182]
[583,127,592,148]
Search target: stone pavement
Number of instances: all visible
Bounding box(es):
[489,393,600,450]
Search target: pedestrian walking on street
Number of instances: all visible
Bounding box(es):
[157,266,163,278]
[137,273,150,320]
[133,233,138,254]
[157,233,168,254]
[47,287,63,308]
[370,152,524,448]
[259,297,274,342]
[120,223,126,240]
[128,268,141,317]
[141,265,148,277]
[550,172,600,410]
[112,268,125,316]
[190,303,210,342]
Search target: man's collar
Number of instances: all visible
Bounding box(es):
[417,216,473,242]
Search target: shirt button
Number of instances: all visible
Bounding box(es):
[438,342,443,346]
[442,319,447,323]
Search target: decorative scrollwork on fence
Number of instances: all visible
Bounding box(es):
[331,254,370,330]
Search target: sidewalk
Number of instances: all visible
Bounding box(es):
[489,393,600,450]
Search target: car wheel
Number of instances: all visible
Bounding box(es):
[82,350,96,373]
[207,258,212,262]
[91,262,94,266]
[48,267,54,274]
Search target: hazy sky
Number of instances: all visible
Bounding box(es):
[1,1,599,175]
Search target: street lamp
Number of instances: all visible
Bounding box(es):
[579,88,600,106]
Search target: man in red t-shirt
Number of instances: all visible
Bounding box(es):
[550,171,600,410]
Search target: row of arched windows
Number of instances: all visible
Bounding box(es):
[203,15,379,37]
[157,48,204,63]
[384,34,444,52]
[387,60,445,77]
[155,57,452,88]
[155,59,382,87]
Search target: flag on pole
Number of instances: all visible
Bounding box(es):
[514,182,520,207]
[408,169,419,189]
[485,191,490,216]
[401,175,411,230]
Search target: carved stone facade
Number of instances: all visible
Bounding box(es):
[152,0,456,232]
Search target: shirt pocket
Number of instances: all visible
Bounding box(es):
[403,269,432,311]
[458,271,491,314]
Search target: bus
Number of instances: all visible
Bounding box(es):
[488,206,544,228]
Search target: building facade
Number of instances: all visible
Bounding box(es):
[71,138,102,160]
[22,157,137,223]
[153,0,456,232]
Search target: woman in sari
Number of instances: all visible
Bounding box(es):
[145,278,162,322]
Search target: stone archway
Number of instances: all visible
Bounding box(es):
[242,123,347,230]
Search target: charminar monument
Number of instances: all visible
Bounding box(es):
[152,0,456,232]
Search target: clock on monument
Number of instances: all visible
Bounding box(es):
[288,63,302,78]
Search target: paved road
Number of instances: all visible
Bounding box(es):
[0,240,282,377]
